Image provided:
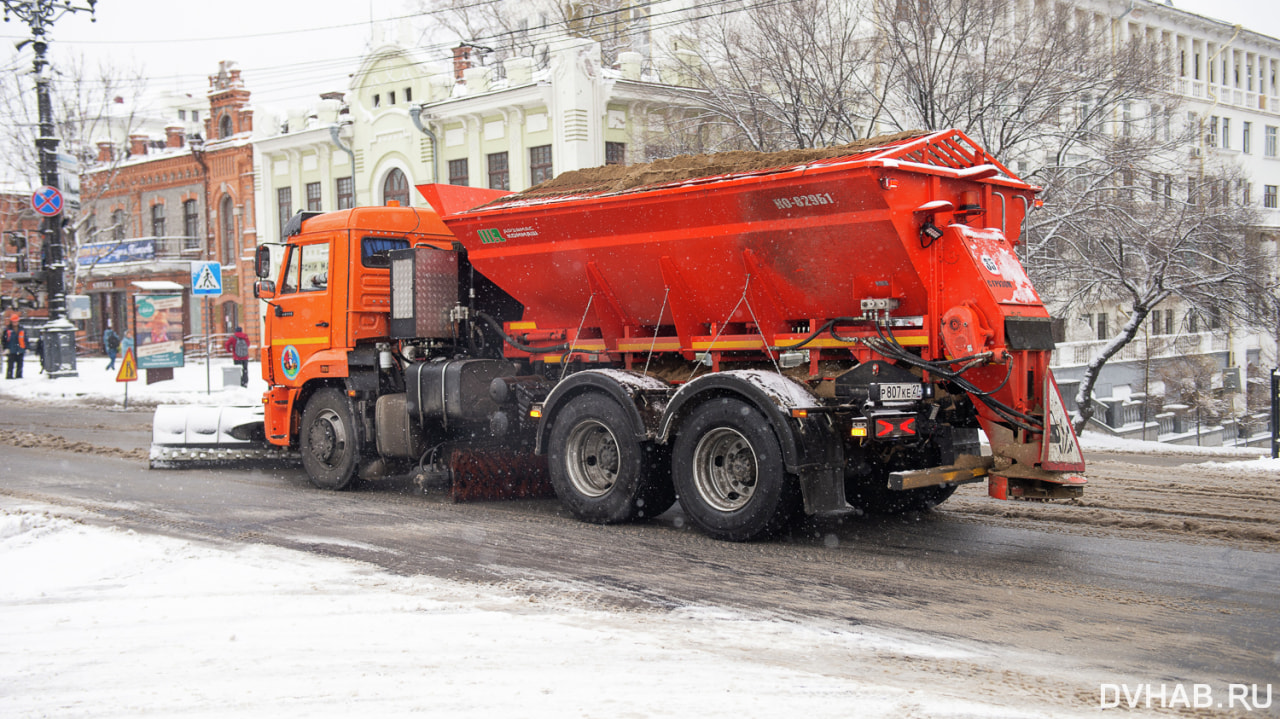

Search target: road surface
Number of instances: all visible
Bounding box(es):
[2,399,1277,715]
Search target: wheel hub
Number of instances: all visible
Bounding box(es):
[564,419,620,498]
[307,410,344,466]
[691,427,757,512]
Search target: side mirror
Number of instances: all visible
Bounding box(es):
[255,244,273,278]
[254,279,276,299]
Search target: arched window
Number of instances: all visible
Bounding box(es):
[220,195,236,263]
[111,209,126,241]
[382,168,409,207]
[219,114,234,139]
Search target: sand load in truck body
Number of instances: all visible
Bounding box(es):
[438,129,1085,502]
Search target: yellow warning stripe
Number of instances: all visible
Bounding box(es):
[271,337,330,346]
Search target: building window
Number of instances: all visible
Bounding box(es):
[448,158,469,186]
[404,87,413,102]
[1221,117,1230,149]
[1265,185,1279,209]
[1165,311,1173,336]
[178,109,186,121]
[219,114,233,139]
[111,209,126,241]
[383,168,410,206]
[151,203,165,237]
[1267,126,1278,157]
[1150,310,1161,335]
[336,177,354,210]
[1096,312,1108,341]
[277,187,292,239]
[183,199,199,250]
[487,152,509,191]
[220,195,235,263]
[373,93,380,108]
[183,200,198,237]
[389,91,396,105]
[192,110,199,123]
[306,181,322,211]
[606,142,626,165]
[1243,122,1252,153]
[1188,312,1198,334]
[1207,116,1218,147]
[529,145,553,184]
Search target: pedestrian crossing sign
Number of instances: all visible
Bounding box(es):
[192,261,223,296]
[116,348,137,383]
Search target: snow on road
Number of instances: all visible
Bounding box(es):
[0,507,1078,718]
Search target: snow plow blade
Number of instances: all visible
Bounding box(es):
[150,405,295,466]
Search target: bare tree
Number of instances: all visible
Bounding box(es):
[1031,148,1270,434]
[0,52,148,296]
[667,0,878,152]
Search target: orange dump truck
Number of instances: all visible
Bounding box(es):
[152,129,1085,541]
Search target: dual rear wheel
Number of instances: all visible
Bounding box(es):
[548,394,801,542]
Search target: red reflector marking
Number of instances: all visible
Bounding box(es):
[875,417,918,438]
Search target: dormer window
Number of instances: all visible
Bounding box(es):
[219,114,233,139]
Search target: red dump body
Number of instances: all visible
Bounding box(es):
[431,129,1085,490]
[438,130,1041,355]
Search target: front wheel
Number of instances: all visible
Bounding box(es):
[547,393,675,523]
[300,388,363,490]
[672,398,801,542]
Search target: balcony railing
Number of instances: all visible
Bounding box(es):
[1051,331,1228,368]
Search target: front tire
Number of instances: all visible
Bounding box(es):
[672,398,801,541]
[300,388,363,490]
[547,393,675,523]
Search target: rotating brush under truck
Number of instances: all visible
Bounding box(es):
[152,129,1086,542]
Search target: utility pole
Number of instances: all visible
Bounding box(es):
[3,0,97,378]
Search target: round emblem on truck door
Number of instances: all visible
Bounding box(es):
[281,345,301,380]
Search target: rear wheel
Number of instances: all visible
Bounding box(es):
[672,398,801,541]
[547,393,674,523]
[300,388,363,490]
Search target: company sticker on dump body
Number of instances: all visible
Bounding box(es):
[478,229,506,244]
[957,226,1041,305]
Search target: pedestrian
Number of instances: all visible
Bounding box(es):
[3,314,26,380]
[224,325,250,387]
[103,322,120,370]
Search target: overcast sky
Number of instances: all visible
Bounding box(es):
[1,0,422,112]
[0,0,1277,117]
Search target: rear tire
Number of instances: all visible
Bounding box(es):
[672,398,801,541]
[547,393,675,523]
[300,388,363,490]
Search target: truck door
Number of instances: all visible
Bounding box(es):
[268,237,332,387]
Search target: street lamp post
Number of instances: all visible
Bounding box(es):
[3,0,97,378]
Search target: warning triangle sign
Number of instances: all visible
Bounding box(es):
[1040,371,1085,471]
[116,348,138,383]
[195,265,221,291]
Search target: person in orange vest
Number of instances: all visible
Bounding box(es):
[3,313,26,380]
[224,326,250,387]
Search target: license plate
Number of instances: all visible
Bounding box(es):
[879,383,923,401]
